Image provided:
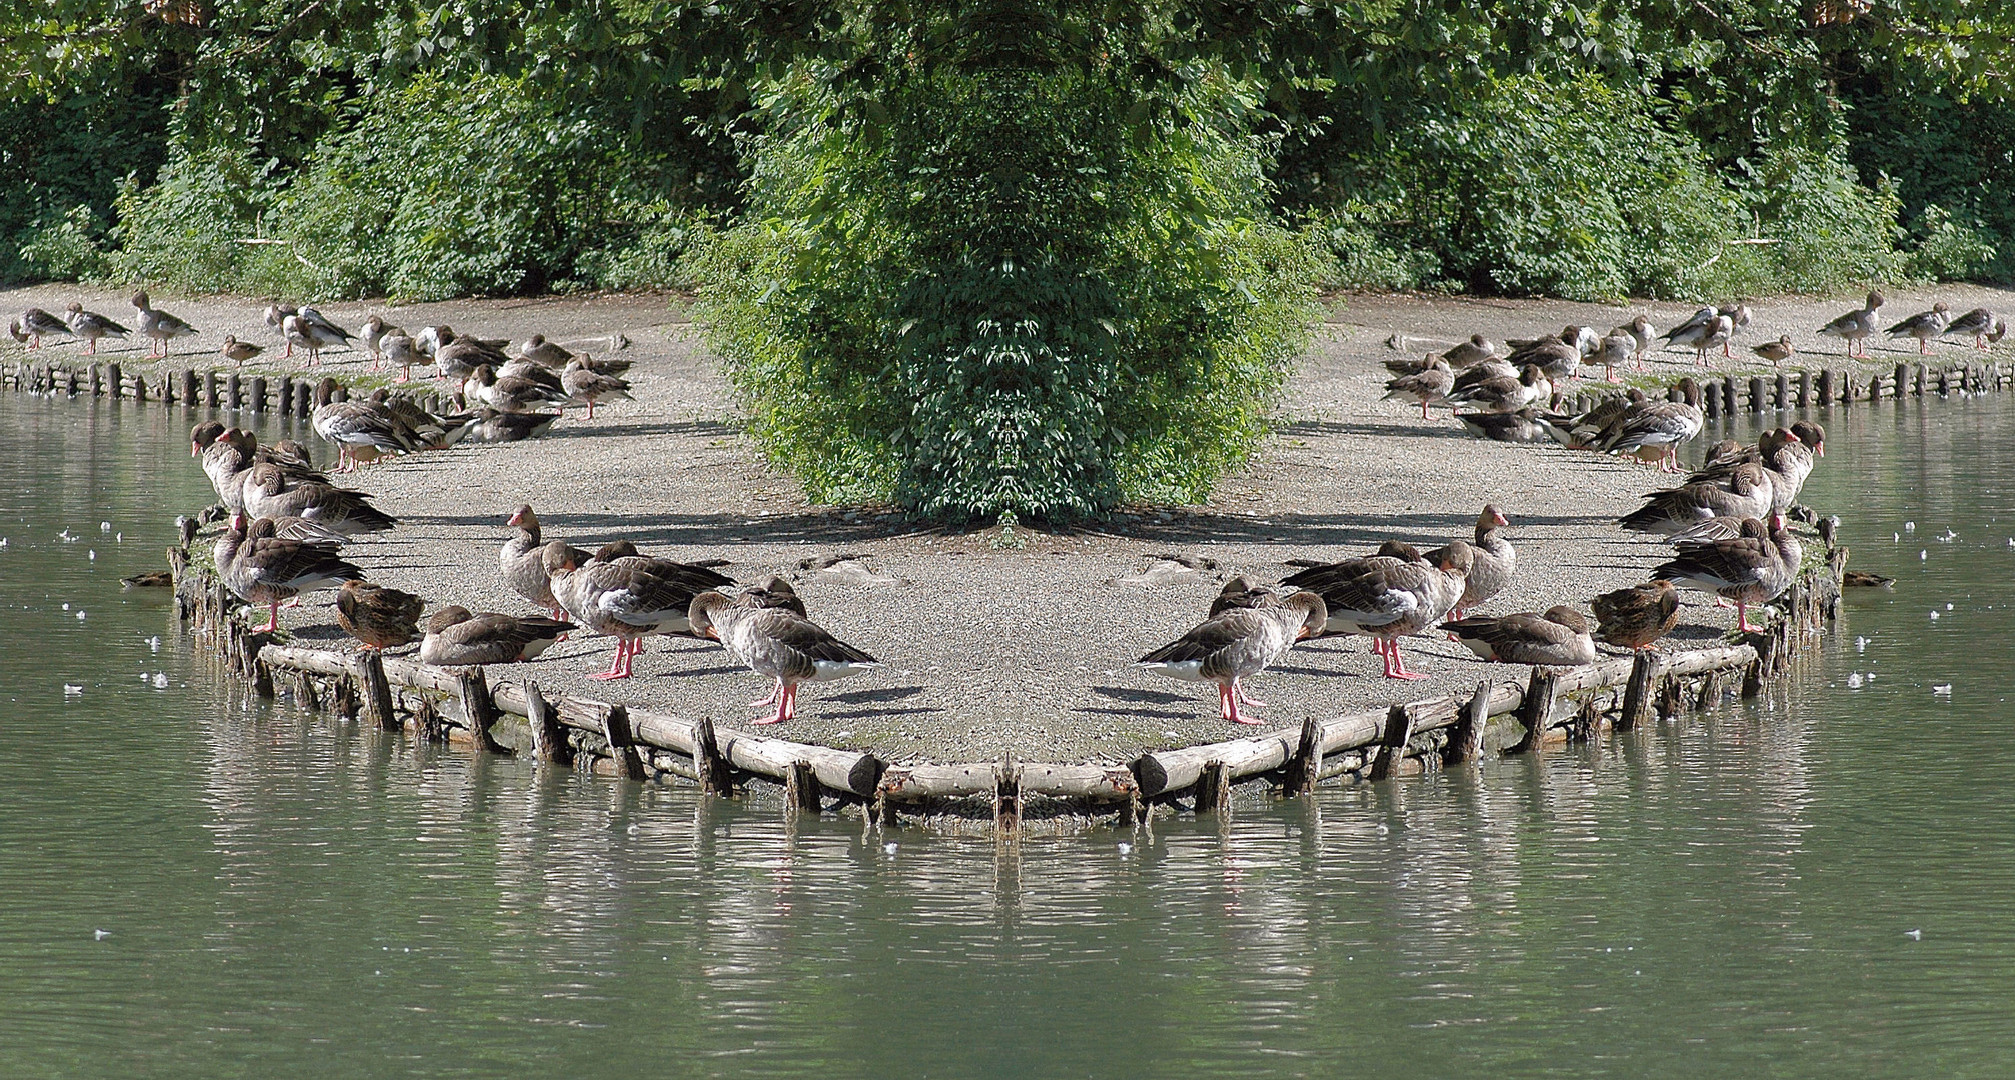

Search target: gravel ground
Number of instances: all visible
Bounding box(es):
[9,283,2011,764]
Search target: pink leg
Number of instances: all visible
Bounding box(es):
[1232,676,1267,710]
[756,683,793,725]
[258,600,281,633]
[749,677,782,708]
[1735,601,1762,634]
[1606,365,1622,384]
[587,400,597,420]
[1385,640,1430,681]
[588,637,633,679]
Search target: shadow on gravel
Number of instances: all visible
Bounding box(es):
[543,419,734,439]
[1098,509,1627,548]
[1281,419,1472,440]
[389,509,914,548]
[828,687,924,704]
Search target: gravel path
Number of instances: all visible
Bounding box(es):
[10,283,2010,764]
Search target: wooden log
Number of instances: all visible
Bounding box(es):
[604,703,647,780]
[1511,666,1560,753]
[522,681,571,765]
[875,762,1133,803]
[1283,712,1322,795]
[354,650,400,731]
[1893,363,1908,399]
[1869,374,1883,400]
[1774,373,1789,410]
[994,756,1021,833]
[1369,703,1417,782]
[1914,362,1928,395]
[453,667,515,748]
[692,712,735,793]
[225,372,241,411]
[1193,760,1230,816]
[297,386,312,419]
[1617,651,1663,731]
[1444,680,1492,765]
[1798,369,1812,407]
[248,376,266,413]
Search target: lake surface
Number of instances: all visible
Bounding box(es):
[2,388,2013,1078]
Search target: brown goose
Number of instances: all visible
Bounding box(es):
[1207,575,1283,617]
[1445,364,1551,413]
[1136,591,1326,725]
[1451,357,1517,392]
[1282,543,1470,680]
[1611,314,1655,367]
[215,516,363,632]
[1618,463,1775,534]
[239,462,398,534]
[335,580,425,651]
[1682,427,1813,511]
[1440,606,1596,666]
[687,591,880,724]
[418,606,576,666]
[560,359,634,419]
[433,328,510,382]
[464,365,571,413]
[1943,307,2003,351]
[63,303,128,354]
[1455,408,1552,443]
[1442,333,1499,369]
[1751,334,1795,368]
[738,574,808,617]
[16,307,70,349]
[1652,513,1801,632]
[1818,291,1883,357]
[544,545,735,679]
[1887,302,1951,355]
[1428,505,1513,618]
[1591,580,1680,652]
[1505,330,1582,381]
[457,408,560,443]
[499,507,584,618]
[516,333,574,368]
[1594,397,1704,473]
[131,291,197,358]
[219,335,264,367]
[312,400,412,472]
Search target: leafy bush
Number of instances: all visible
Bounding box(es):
[696,66,1321,521]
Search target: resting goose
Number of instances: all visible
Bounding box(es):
[738,575,809,618]
[1505,331,1581,381]
[1818,291,1882,357]
[215,515,363,632]
[1445,365,1551,413]
[335,580,425,651]
[1428,505,1514,618]
[544,544,735,679]
[561,359,635,419]
[433,328,509,382]
[219,335,264,367]
[1751,334,1795,368]
[499,506,582,618]
[464,365,571,413]
[1282,542,1470,680]
[63,303,128,354]
[1591,580,1681,652]
[17,307,70,349]
[380,332,422,383]
[419,606,575,666]
[1440,607,1596,667]
[1592,332,1634,383]
[361,316,402,369]
[1682,427,1812,511]
[1442,334,1499,369]
[688,591,881,725]
[457,407,559,443]
[131,291,196,358]
[239,461,398,534]
[1136,590,1326,725]
[1455,408,1552,443]
[1618,463,1776,534]
[1653,513,1801,633]
[1943,307,2003,351]
[1887,302,1951,355]
[517,333,574,368]
[1382,357,1453,419]
[1660,306,1718,350]
[1611,314,1655,367]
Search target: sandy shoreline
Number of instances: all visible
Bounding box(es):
[8,282,2009,763]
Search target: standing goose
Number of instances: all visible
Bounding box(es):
[1590,580,1681,652]
[432,328,510,382]
[1653,513,1801,633]
[1505,331,1582,382]
[1694,315,1735,367]
[361,316,402,369]
[1716,304,1753,357]
[688,591,882,725]
[1682,427,1811,512]
[1593,331,1634,384]
[544,545,735,679]
[312,399,412,472]
[1282,543,1470,680]
[380,331,422,383]
[1595,397,1705,474]
[335,580,426,652]
[219,335,264,367]
[499,506,583,619]
[1942,307,2003,351]
[1611,314,1655,367]
[131,291,196,357]
[63,303,128,354]
[264,304,300,357]
[1818,291,1883,357]
[1439,607,1596,667]
[1660,306,1719,353]
[1428,505,1514,619]
[283,313,349,367]
[16,307,71,349]
[1887,302,1951,355]
[215,515,364,632]
[419,606,576,666]
[1135,591,1327,725]
[1618,463,1776,533]
[560,359,635,419]
[1441,334,1499,369]
[1382,357,1453,419]
[239,461,398,534]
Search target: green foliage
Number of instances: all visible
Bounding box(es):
[697,62,1319,521]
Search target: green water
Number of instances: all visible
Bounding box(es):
[2,390,2013,1078]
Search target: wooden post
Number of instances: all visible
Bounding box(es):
[133,373,147,402]
[63,367,78,395]
[994,755,1021,834]
[522,681,571,765]
[204,369,221,407]
[278,377,294,415]
[1193,760,1230,817]
[785,760,824,814]
[1445,680,1492,766]
[248,376,266,413]
[603,703,647,780]
[1283,712,1322,795]
[1512,666,1559,753]
[1774,373,1789,410]
[1741,633,1775,697]
[1617,651,1663,731]
[1720,379,1736,416]
[1748,376,1766,413]
[457,668,518,750]
[1936,366,1950,395]
[223,372,240,411]
[1798,369,1812,407]
[692,712,735,794]
[1913,362,1928,395]
[1369,703,1416,782]
[1703,380,1720,418]
[355,650,401,731]
[297,386,313,419]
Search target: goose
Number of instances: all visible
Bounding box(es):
[380,331,423,383]
[219,335,264,367]
[283,313,349,367]
[1611,314,1655,367]
[1282,542,1471,680]
[1593,331,1634,383]
[456,407,560,443]
[1594,397,1704,473]
[131,291,197,357]
[264,304,299,357]
[1618,464,1776,533]
[1445,365,1551,413]
[1451,357,1518,392]
[1716,304,1753,356]
[1135,590,1327,725]
[214,515,363,632]
[1653,513,1801,632]
[497,357,567,394]
[1942,307,2003,351]
[737,575,809,618]
[1818,291,1882,357]
[16,307,71,349]
[335,580,425,651]
[63,303,128,354]
[432,328,509,381]
[568,352,632,378]
[1427,505,1514,619]
[312,400,412,472]
[516,333,574,368]
[560,359,635,419]
[1442,334,1499,369]
[195,426,331,513]
[1455,408,1552,443]
[239,461,398,533]
[1382,357,1452,419]
[1660,306,1719,351]
[1505,331,1582,381]
[688,591,882,725]
[1694,315,1735,367]
[1590,580,1681,652]
[500,506,583,619]
[419,606,576,666]
[1682,427,1813,511]
[544,544,735,679]
[360,316,402,369]
[464,365,571,413]
[1440,606,1596,666]
[1751,334,1795,368]
[1887,302,1951,355]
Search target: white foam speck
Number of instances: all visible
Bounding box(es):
[1848,673,1863,688]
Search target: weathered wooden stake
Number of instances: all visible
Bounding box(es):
[994,755,1021,833]
[1936,366,1950,395]
[1512,666,1560,753]
[1773,373,1789,410]
[1194,760,1229,816]
[693,712,735,793]
[1617,651,1663,731]
[1369,703,1416,782]
[356,650,400,731]
[1284,712,1322,795]
[1797,369,1812,407]
[1720,379,1736,416]
[225,372,241,410]
[1445,680,1492,766]
[248,376,266,413]
[785,760,823,814]
[1703,380,1720,418]
[1748,376,1766,413]
[522,681,571,765]
[604,703,647,780]
[278,377,294,415]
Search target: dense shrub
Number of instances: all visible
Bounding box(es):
[695,67,1321,520]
